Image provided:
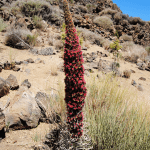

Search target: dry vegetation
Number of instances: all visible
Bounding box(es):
[93,16,113,30]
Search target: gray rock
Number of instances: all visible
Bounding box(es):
[0,77,9,98]
[139,77,146,81]
[22,61,29,65]
[21,79,31,88]
[136,62,143,67]
[82,47,87,51]
[4,86,41,128]
[137,84,143,91]
[25,69,30,75]
[38,47,54,56]
[102,53,108,57]
[15,61,22,65]
[130,69,136,73]
[86,57,93,62]
[0,109,5,131]
[137,63,146,70]
[12,66,20,71]
[26,58,34,63]
[29,48,39,55]
[35,92,60,123]
[131,80,137,87]
[6,74,19,90]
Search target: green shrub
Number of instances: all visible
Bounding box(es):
[20,0,50,17]
[86,4,96,12]
[27,34,38,46]
[93,16,113,30]
[11,7,20,16]
[32,15,43,29]
[0,17,7,32]
[146,47,150,55]
[110,40,122,51]
[85,73,150,149]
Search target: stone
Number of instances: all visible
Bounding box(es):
[6,74,19,90]
[102,53,108,57]
[26,58,34,63]
[0,66,2,72]
[0,109,5,131]
[139,77,146,81]
[4,61,11,70]
[25,69,30,75]
[35,92,60,123]
[21,79,31,88]
[131,80,137,87]
[82,47,88,51]
[0,77,9,98]
[12,66,20,71]
[138,63,146,70]
[86,57,93,62]
[35,58,42,64]
[15,61,22,65]
[38,47,54,56]
[123,70,131,78]
[4,86,41,129]
[22,61,29,65]
[130,69,136,73]
[137,84,143,91]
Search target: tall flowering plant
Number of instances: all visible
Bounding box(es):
[63,0,87,139]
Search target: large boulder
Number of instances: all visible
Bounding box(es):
[4,86,41,129]
[6,74,19,90]
[0,77,9,98]
[35,92,60,123]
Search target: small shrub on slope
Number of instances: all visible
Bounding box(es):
[0,17,7,32]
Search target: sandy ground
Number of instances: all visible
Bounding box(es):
[0,29,150,149]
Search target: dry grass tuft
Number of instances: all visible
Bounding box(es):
[93,16,113,30]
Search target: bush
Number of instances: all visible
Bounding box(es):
[27,34,38,46]
[120,34,133,42]
[32,15,43,29]
[99,8,117,16]
[0,17,7,32]
[86,4,96,12]
[122,42,148,62]
[85,73,150,149]
[20,0,50,17]
[77,27,110,47]
[114,12,122,21]
[146,47,150,55]
[11,7,20,16]
[93,16,113,30]
[110,40,122,51]
[78,5,88,13]
[5,28,33,48]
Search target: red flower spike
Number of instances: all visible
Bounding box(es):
[63,0,87,139]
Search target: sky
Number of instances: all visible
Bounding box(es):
[112,0,150,21]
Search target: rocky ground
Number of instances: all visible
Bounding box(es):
[0,25,150,149]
